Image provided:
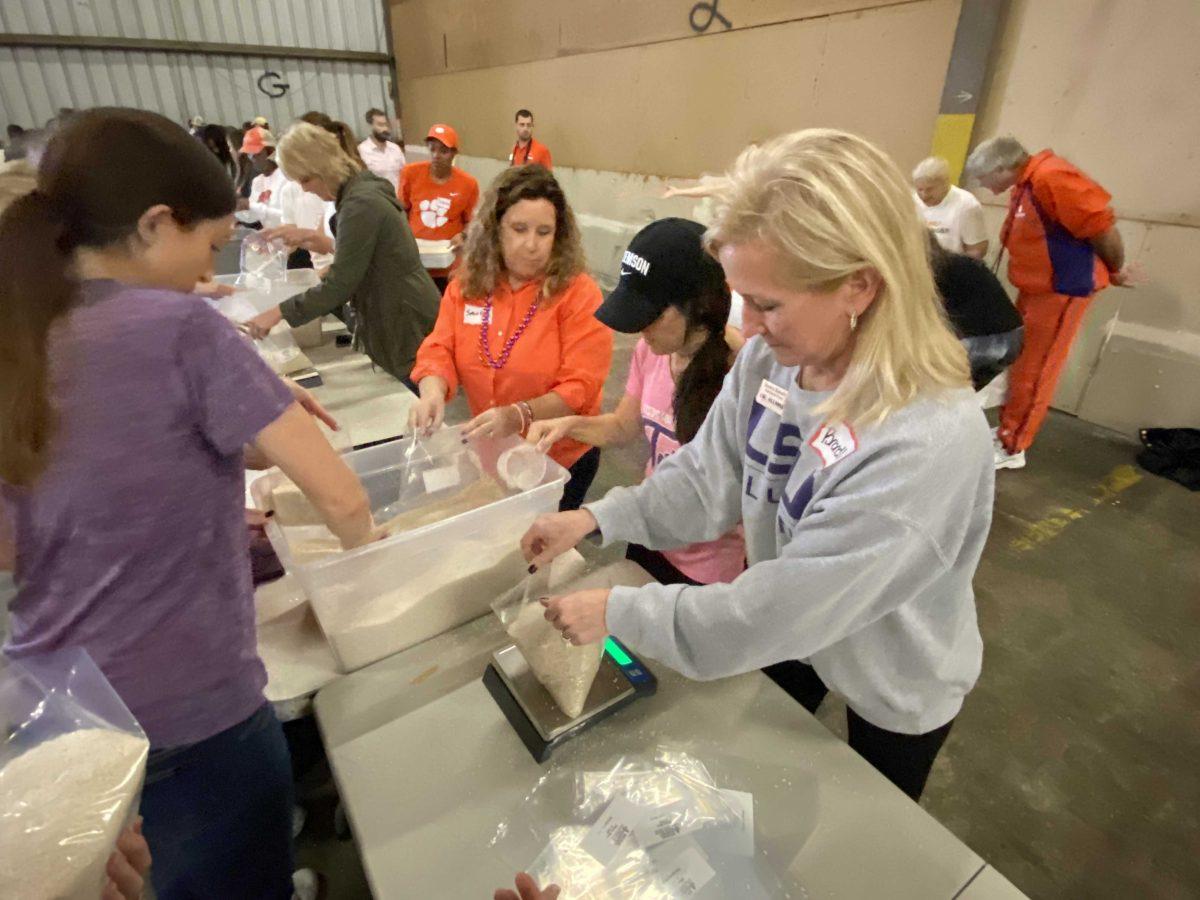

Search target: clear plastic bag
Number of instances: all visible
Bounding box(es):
[492,748,782,899]
[491,550,602,718]
[0,648,150,900]
[240,232,287,288]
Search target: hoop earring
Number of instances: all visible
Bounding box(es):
[849,311,858,331]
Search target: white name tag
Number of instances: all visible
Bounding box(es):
[809,422,858,468]
[755,379,788,415]
[463,305,484,325]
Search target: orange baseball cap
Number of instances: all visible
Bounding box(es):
[426,123,459,150]
[240,126,275,155]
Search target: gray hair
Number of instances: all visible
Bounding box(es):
[912,156,950,182]
[965,136,1029,178]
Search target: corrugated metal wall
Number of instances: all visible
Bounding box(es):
[0,0,392,134]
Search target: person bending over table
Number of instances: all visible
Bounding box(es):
[408,165,613,511]
[528,217,744,585]
[521,129,994,801]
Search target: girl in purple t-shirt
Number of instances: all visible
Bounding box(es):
[0,109,376,900]
[529,218,745,585]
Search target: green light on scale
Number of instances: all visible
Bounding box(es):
[604,637,632,666]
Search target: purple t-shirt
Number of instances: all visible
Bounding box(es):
[1,280,293,748]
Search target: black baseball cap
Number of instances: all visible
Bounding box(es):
[595,218,722,333]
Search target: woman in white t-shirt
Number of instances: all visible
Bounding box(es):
[528,218,745,586]
[913,156,989,259]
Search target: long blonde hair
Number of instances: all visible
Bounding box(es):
[459,165,585,304]
[700,128,969,426]
[277,122,361,190]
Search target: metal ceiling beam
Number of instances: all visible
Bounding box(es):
[0,33,390,65]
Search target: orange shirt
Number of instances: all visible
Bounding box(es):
[1002,149,1115,295]
[510,138,553,169]
[398,162,479,276]
[410,273,613,469]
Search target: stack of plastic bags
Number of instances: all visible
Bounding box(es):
[0,649,150,900]
[493,748,781,899]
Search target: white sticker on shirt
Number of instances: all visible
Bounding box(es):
[463,305,484,325]
[579,795,641,866]
[755,379,788,416]
[809,422,858,469]
[421,464,461,494]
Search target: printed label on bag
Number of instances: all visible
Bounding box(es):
[718,790,755,857]
[579,795,641,866]
[809,421,858,469]
[463,305,485,325]
[755,379,788,416]
[421,464,461,493]
[658,845,716,897]
[632,799,695,848]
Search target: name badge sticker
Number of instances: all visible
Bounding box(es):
[463,305,485,325]
[755,379,788,416]
[809,422,858,469]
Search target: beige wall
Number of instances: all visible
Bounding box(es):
[391,0,961,178]
[971,0,1200,435]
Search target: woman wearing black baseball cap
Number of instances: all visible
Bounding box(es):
[528,218,745,586]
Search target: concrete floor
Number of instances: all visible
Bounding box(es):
[298,332,1200,898]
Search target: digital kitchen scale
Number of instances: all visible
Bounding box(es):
[483,636,656,763]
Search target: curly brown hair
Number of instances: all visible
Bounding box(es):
[459,165,586,304]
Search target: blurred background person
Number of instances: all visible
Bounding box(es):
[913,156,988,259]
[359,106,405,190]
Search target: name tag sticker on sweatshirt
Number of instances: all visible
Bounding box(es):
[463,305,485,325]
[755,379,789,415]
[809,422,858,468]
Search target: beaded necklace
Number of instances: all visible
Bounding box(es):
[479,290,540,369]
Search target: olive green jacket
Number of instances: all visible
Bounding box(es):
[280,171,439,381]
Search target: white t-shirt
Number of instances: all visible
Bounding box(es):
[242,167,288,229]
[358,138,406,190]
[280,180,335,269]
[915,184,987,253]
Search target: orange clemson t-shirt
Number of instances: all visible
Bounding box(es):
[398,161,479,243]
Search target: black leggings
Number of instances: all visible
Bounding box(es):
[559,446,601,511]
[763,660,954,801]
[624,543,703,587]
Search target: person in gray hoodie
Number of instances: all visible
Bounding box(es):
[522,128,995,801]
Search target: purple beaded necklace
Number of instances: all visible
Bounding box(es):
[479,290,540,370]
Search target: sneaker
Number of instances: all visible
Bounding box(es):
[292,869,326,900]
[994,445,1026,470]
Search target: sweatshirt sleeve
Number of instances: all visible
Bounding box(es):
[280,192,381,325]
[604,406,990,682]
[586,348,747,550]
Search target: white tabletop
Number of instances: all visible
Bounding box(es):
[314,563,1006,899]
[956,865,1028,898]
[304,339,414,448]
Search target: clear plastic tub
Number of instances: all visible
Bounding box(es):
[248,427,568,672]
[415,237,456,270]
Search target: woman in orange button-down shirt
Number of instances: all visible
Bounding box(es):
[409,165,613,510]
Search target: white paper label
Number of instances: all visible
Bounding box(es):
[463,304,485,325]
[579,795,641,866]
[421,464,461,493]
[632,799,696,848]
[659,845,716,897]
[755,379,788,416]
[809,421,858,469]
[718,790,755,857]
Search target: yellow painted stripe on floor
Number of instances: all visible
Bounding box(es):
[932,113,975,185]
[1010,465,1142,553]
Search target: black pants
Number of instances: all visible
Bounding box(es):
[559,446,601,511]
[432,275,449,296]
[763,660,954,801]
[624,543,702,586]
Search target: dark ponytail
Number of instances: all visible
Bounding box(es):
[672,273,733,444]
[0,107,236,486]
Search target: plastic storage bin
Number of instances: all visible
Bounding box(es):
[249,427,568,672]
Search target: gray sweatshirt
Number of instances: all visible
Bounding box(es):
[587,338,994,734]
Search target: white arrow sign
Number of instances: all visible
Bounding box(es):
[956,90,974,103]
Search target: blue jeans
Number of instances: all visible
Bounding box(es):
[140,703,295,900]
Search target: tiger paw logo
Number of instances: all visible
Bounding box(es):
[419,197,452,228]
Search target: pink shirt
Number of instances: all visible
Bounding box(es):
[625,340,745,584]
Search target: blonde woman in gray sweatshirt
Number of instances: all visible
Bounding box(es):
[522,129,994,801]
